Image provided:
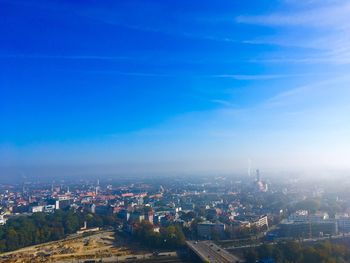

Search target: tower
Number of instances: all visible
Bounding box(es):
[95,179,100,195]
[256,169,261,182]
[248,158,252,177]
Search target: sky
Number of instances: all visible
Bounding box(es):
[1,0,350,179]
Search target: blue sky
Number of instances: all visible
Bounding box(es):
[1,0,350,177]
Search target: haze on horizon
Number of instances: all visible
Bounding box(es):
[1,0,350,178]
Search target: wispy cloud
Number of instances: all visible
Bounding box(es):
[212,74,294,80]
[236,2,350,28]
[237,1,350,64]
[211,99,236,107]
[263,75,350,108]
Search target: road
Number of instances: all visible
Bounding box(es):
[226,233,350,250]
[186,241,241,263]
[56,252,179,263]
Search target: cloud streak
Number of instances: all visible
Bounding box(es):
[236,2,350,28]
[263,74,350,108]
[237,1,350,64]
[212,74,298,80]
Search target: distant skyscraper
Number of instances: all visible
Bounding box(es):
[248,158,252,177]
[95,179,100,195]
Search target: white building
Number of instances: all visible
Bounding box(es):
[31,205,44,213]
[289,210,329,223]
[0,215,7,225]
[252,215,269,229]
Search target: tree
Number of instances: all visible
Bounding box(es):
[180,211,196,222]
[132,222,185,249]
[280,241,302,262]
[6,228,18,251]
[64,212,79,233]
[302,247,322,263]
[244,248,258,263]
[257,244,273,259]
[0,209,115,252]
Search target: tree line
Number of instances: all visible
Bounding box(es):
[132,221,186,249]
[0,210,117,252]
[244,241,350,263]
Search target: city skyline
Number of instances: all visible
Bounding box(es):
[1,0,350,177]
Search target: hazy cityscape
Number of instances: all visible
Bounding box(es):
[1,173,350,262]
[2,0,350,262]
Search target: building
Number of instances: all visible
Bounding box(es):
[89,203,96,213]
[30,205,44,213]
[278,220,336,238]
[197,221,226,239]
[254,169,268,192]
[336,214,350,233]
[252,215,269,229]
[55,198,72,210]
[278,210,336,238]
[43,205,55,213]
[129,211,145,223]
[0,215,6,225]
[234,214,269,230]
[289,210,329,223]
